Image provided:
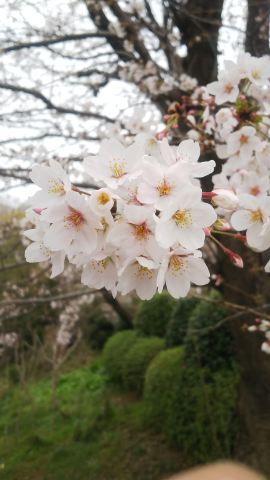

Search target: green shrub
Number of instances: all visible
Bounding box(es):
[83,307,114,350]
[103,330,137,382]
[165,297,200,348]
[184,291,237,372]
[122,337,164,393]
[144,347,239,463]
[134,292,177,338]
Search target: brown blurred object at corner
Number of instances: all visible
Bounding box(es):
[167,462,265,480]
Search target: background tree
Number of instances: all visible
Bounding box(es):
[1,0,270,475]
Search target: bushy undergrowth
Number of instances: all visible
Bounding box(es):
[165,297,200,348]
[134,292,177,338]
[83,307,114,350]
[103,330,137,382]
[144,347,239,462]
[184,291,237,372]
[122,337,164,393]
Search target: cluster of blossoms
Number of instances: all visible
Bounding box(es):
[163,53,270,272]
[119,60,182,97]
[24,51,270,352]
[23,136,242,301]
[207,53,270,263]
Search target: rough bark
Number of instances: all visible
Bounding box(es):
[219,239,270,476]
[170,0,224,85]
[245,0,270,57]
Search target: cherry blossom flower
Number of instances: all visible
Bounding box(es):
[231,194,270,249]
[207,70,240,104]
[155,184,217,250]
[117,256,159,300]
[83,138,143,189]
[81,252,119,297]
[236,171,269,197]
[137,155,192,210]
[89,188,119,216]
[42,191,102,255]
[24,229,66,278]
[256,142,270,168]
[107,204,162,261]
[157,247,210,298]
[160,138,215,178]
[247,57,270,86]
[29,159,71,208]
[227,126,263,160]
[215,108,232,124]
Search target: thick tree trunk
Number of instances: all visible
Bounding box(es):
[220,240,270,476]
[171,0,224,85]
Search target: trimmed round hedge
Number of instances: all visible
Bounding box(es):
[184,291,237,372]
[103,330,137,382]
[122,337,164,393]
[165,297,200,348]
[134,292,177,338]
[144,347,239,462]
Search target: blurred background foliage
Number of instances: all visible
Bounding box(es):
[0,227,240,480]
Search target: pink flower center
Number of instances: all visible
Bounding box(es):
[250,186,260,196]
[240,134,249,145]
[64,208,84,231]
[224,84,233,93]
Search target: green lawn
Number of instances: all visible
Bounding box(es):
[0,359,187,480]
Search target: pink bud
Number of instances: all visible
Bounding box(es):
[172,122,179,129]
[203,227,211,236]
[211,189,240,210]
[158,130,167,140]
[224,248,244,268]
[164,115,171,121]
[214,219,231,231]
[239,94,246,101]
[188,110,195,114]
[192,100,199,106]
[33,208,45,215]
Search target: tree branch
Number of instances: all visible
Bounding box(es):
[0,82,115,122]
[2,31,120,53]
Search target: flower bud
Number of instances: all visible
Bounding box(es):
[223,248,244,268]
[214,219,230,231]
[239,94,246,101]
[158,130,167,140]
[212,189,240,210]
[203,227,211,236]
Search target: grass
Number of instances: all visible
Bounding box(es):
[0,357,187,480]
